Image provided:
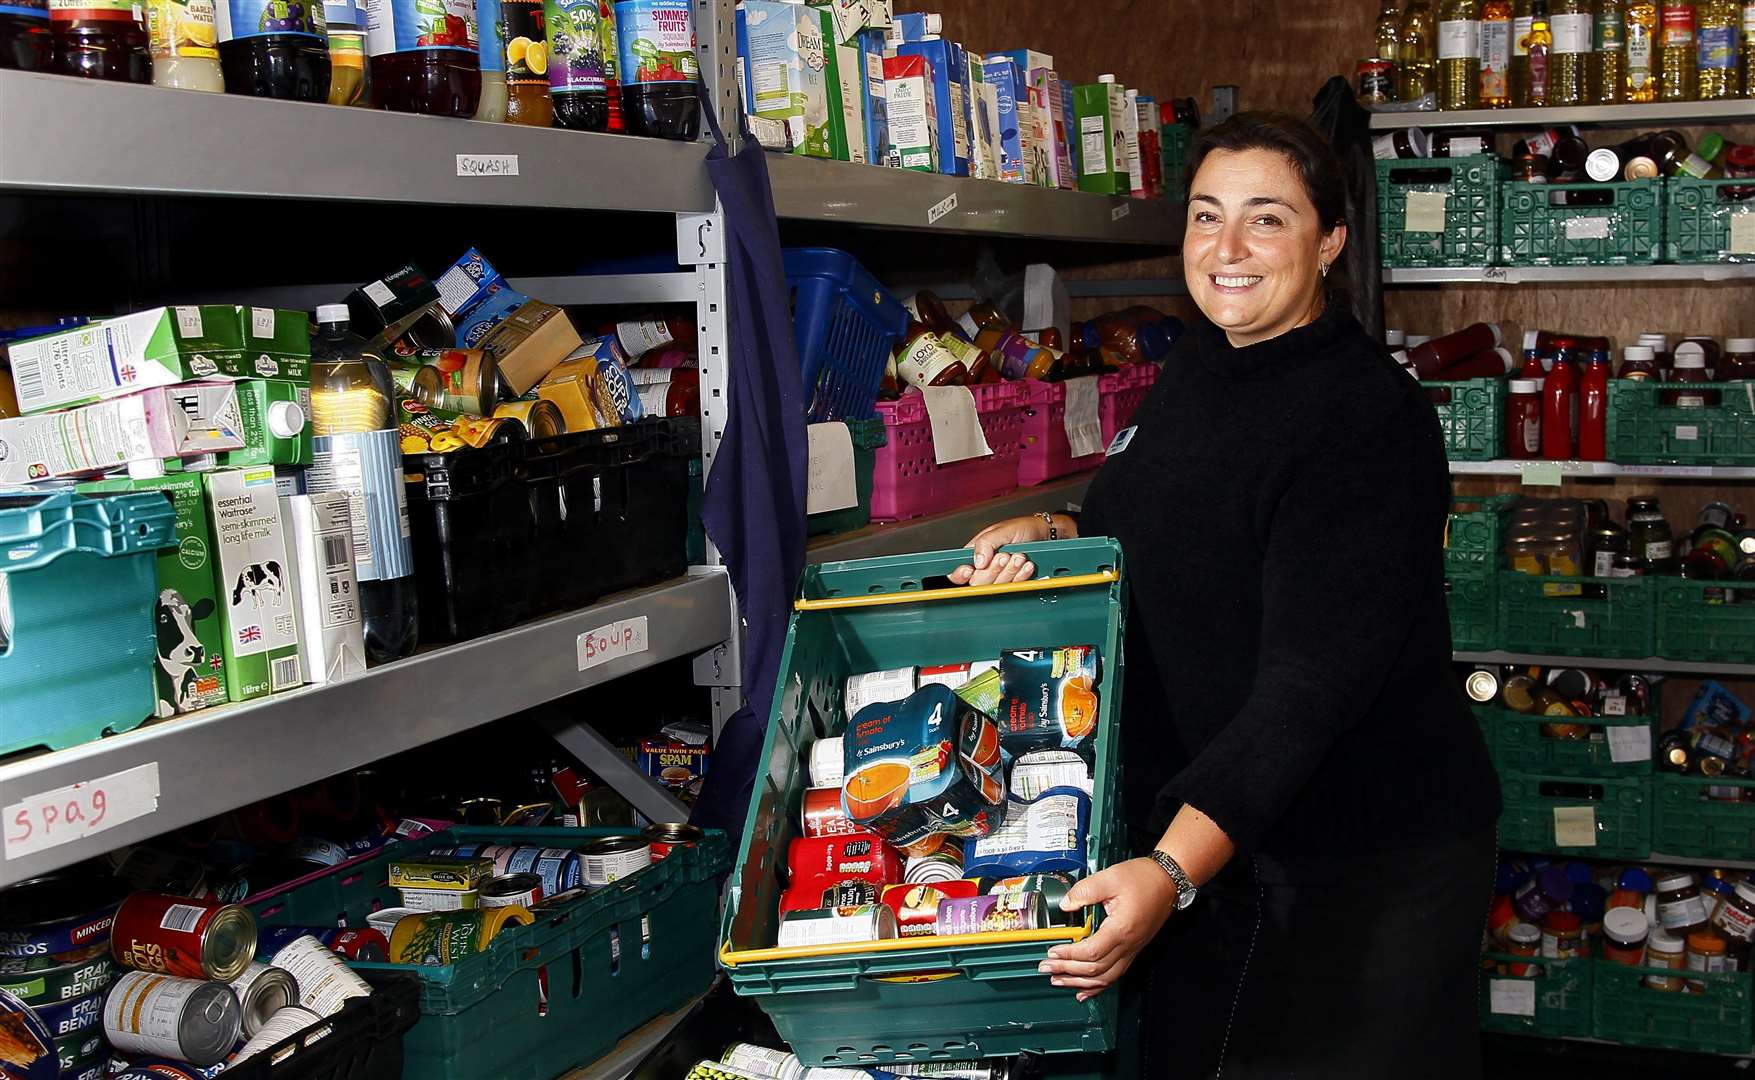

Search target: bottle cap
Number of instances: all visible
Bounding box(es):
[1728,338,1755,353]
[1735,881,1755,906]
[1656,872,1697,892]
[1700,132,1726,162]
[1603,906,1649,944]
[316,304,351,325]
[1098,73,1117,83]
[1623,345,1655,361]
[1585,148,1621,183]
[1510,379,1540,393]
[1384,329,1406,347]
[923,12,941,33]
[1492,347,1517,372]
[1508,922,1541,945]
[1523,330,1540,351]
[267,400,306,438]
[1673,343,1707,369]
[1619,866,1654,892]
[1649,927,1683,952]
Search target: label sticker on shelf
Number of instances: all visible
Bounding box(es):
[1064,376,1104,458]
[920,385,992,465]
[1608,724,1652,763]
[1553,805,1598,847]
[456,154,520,177]
[1563,216,1612,241]
[1601,693,1627,716]
[1675,425,1701,441]
[4,762,161,861]
[577,615,650,672]
[1111,202,1131,221]
[1521,462,1564,487]
[1731,213,1755,254]
[805,422,859,515]
[1488,978,1537,1017]
[927,193,959,225]
[1404,191,1448,233]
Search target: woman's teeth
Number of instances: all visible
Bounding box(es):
[1213,275,1262,287]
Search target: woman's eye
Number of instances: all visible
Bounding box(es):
[1193,211,1219,223]
[1252,216,1283,228]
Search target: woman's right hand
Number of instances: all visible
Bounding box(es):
[947,515,1051,586]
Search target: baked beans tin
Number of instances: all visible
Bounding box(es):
[479,873,544,909]
[229,1005,323,1066]
[227,961,299,1038]
[398,887,480,912]
[102,972,242,1068]
[775,905,898,949]
[258,934,370,1017]
[801,787,860,838]
[808,738,844,788]
[0,952,115,1005]
[0,986,56,1078]
[387,906,531,966]
[642,823,705,861]
[934,891,1048,936]
[0,873,125,962]
[111,894,256,983]
[581,837,652,887]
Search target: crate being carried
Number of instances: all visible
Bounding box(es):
[719,539,1128,1067]
[1376,155,1502,268]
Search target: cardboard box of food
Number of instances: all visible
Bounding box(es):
[6,306,244,413]
[477,301,583,397]
[225,307,311,382]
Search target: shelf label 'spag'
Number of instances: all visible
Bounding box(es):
[5,762,161,861]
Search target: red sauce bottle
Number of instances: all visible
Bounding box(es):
[1578,353,1611,461]
[1507,378,1544,459]
[1542,359,1577,460]
[1520,330,1549,379]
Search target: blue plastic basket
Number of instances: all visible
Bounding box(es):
[0,489,178,756]
[784,247,909,423]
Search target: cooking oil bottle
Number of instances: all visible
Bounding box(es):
[1626,0,1660,97]
[1550,0,1593,102]
[1377,0,1404,60]
[1660,0,1698,99]
[1524,0,1554,103]
[1400,0,1438,99]
[1439,0,1484,107]
[1697,0,1740,97]
[1482,0,1514,102]
[1512,0,1536,102]
[1593,0,1628,102]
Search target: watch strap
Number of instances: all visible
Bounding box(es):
[1149,850,1197,909]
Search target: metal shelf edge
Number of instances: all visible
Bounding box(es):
[1386,265,1755,285]
[1449,460,1755,478]
[0,573,733,883]
[1369,99,1755,130]
[1454,649,1755,677]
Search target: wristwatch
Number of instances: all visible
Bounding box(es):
[1149,850,1199,910]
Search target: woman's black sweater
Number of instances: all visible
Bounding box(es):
[1081,304,1501,856]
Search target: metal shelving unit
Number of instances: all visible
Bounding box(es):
[1369,99,1755,130]
[1454,649,1755,677]
[1387,265,1755,285]
[1449,459,1755,479]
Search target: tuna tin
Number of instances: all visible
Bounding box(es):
[479,873,545,909]
[581,836,653,886]
[257,934,371,1017]
[934,891,1048,936]
[227,961,299,1037]
[111,893,256,983]
[103,972,242,1068]
[230,1005,323,1065]
[776,905,899,948]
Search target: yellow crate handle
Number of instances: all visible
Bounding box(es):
[796,570,1119,613]
[719,918,1093,968]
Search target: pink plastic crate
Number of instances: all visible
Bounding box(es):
[1017,378,1104,486]
[870,382,1030,521]
[1099,362,1160,448]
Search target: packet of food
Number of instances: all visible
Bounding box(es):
[841,683,1007,847]
[997,646,1101,757]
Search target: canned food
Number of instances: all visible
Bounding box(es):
[0,952,115,1004]
[1008,750,1093,800]
[63,1059,112,1080]
[1464,669,1499,704]
[903,839,965,885]
[398,887,480,912]
[0,942,109,978]
[0,873,126,961]
[227,961,299,1038]
[30,985,103,1039]
[641,822,705,853]
[257,934,372,1017]
[387,907,532,966]
[982,873,1078,926]
[402,348,503,415]
[935,891,1048,936]
[1356,57,1395,104]
[108,1057,227,1079]
[721,1043,803,1079]
[0,986,55,1074]
[686,1061,772,1080]
[779,834,903,914]
[479,873,544,909]
[775,905,898,949]
[581,837,653,887]
[386,856,493,892]
[801,787,860,839]
[257,925,388,963]
[283,837,351,868]
[493,398,566,438]
[111,894,256,983]
[429,845,583,898]
[103,972,242,1068]
[808,738,845,788]
[53,1027,105,1072]
[230,1005,324,1065]
[882,881,982,937]
[365,908,424,938]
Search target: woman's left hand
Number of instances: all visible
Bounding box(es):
[1040,858,1180,1001]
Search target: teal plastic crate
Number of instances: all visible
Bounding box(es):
[1663,176,1755,263]
[1655,577,1755,662]
[1497,770,1652,859]
[720,539,1128,1066]
[1499,179,1663,266]
[1479,953,1593,1037]
[1446,493,1514,573]
[1159,122,1192,204]
[1497,572,1657,659]
[1652,774,1755,861]
[1377,155,1501,268]
[809,417,886,537]
[1486,708,1655,778]
[1593,962,1754,1055]
[251,826,730,1080]
[0,489,177,757]
[1606,379,1755,467]
[1447,566,1499,652]
[1424,379,1505,462]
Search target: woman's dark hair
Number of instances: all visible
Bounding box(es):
[1183,110,1350,234]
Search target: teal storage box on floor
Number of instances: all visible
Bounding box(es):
[719,539,1128,1067]
[250,826,730,1080]
[0,489,177,757]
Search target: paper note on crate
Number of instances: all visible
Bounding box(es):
[1564,216,1612,241]
[1063,376,1104,458]
[1552,806,1597,847]
[1404,191,1448,233]
[921,386,993,465]
[1607,724,1652,764]
[1488,979,1537,1017]
[806,422,859,514]
[1731,213,1755,255]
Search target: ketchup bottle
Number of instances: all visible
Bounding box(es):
[1577,352,1611,461]
[1542,358,1578,460]
[1507,379,1543,459]
[1520,330,1548,379]
[1408,322,1503,379]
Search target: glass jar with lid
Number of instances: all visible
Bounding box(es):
[1627,497,1676,572]
[1656,871,1710,934]
[1645,927,1687,990]
[1709,879,1755,968]
[1505,921,1544,975]
[1662,344,1721,408]
[1721,338,1755,381]
[1602,906,1650,965]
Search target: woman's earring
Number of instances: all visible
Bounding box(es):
[1319,261,1330,278]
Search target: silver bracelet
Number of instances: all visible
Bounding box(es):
[1040,511,1057,541]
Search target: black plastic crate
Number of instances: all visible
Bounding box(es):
[405,437,535,643]
[222,971,421,1080]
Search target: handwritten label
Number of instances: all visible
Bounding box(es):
[5,762,160,860]
[1063,376,1105,458]
[1111,202,1131,221]
[1489,979,1537,1017]
[456,154,520,177]
[1675,425,1701,441]
[250,307,274,338]
[1483,266,1510,282]
[927,193,958,225]
[1608,724,1652,763]
[920,385,992,465]
[1522,461,1564,487]
[806,422,859,514]
[1553,805,1598,847]
[577,615,650,672]
[1731,213,1755,255]
[1404,190,1448,233]
[1564,216,1612,241]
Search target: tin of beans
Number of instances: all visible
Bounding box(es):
[111,893,256,982]
[102,971,242,1068]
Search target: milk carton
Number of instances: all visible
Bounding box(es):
[895,38,967,175]
[982,55,1029,184]
[740,1,830,155]
[856,28,891,166]
[818,6,868,163]
[205,466,304,701]
[883,52,938,173]
[6,307,243,414]
[281,491,366,686]
[1074,79,1130,195]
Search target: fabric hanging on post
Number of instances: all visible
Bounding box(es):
[691,89,810,838]
[1310,75,1385,344]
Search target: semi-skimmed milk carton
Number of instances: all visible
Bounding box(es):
[856,28,891,166]
[5,306,244,414]
[883,52,938,173]
[205,466,304,702]
[982,55,1030,184]
[895,38,968,175]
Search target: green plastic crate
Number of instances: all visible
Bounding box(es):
[1447,494,1514,573]
[1160,123,1192,204]
[1497,770,1652,859]
[720,539,1128,1066]
[809,417,887,537]
[1423,379,1505,462]
[1487,708,1655,778]
[1499,179,1663,266]
[1653,774,1755,860]
[1479,953,1593,1037]
[1606,379,1755,466]
[1655,577,1755,662]
[1593,962,1754,1055]
[1498,572,1657,659]
[1664,176,1755,262]
[1377,155,1501,268]
[251,826,730,1080]
[1447,566,1500,652]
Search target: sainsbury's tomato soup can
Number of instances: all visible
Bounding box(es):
[480,873,544,909]
[582,837,652,886]
[103,971,242,1067]
[111,893,256,983]
[227,961,299,1037]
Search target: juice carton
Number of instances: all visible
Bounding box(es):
[994,48,1053,75]
[226,308,311,382]
[77,472,230,715]
[1137,94,1162,197]
[1074,81,1130,195]
[973,69,1002,180]
[855,28,892,167]
[6,306,244,414]
[217,379,313,468]
[842,683,1007,848]
[1122,88,1145,199]
[0,383,246,484]
[982,55,1030,184]
[895,39,967,175]
[997,645,1101,758]
[205,466,304,702]
[281,491,366,686]
[740,1,830,155]
[1032,69,1075,190]
[1024,77,1055,187]
[962,43,996,180]
[818,6,868,163]
[883,53,939,173]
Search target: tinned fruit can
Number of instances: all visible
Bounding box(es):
[388,907,532,966]
[103,971,243,1068]
[258,934,371,1017]
[227,961,299,1038]
[1356,57,1396,104]
[111,893,257,983]
[581,837,652,887]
